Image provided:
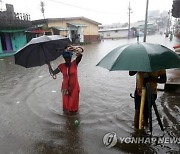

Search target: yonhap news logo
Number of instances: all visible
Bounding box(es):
[103,132,118,148]
[118,136,180,144]
[103,132,180,148]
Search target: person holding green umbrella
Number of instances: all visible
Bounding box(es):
[129,70,167,129]
[97,42,179,130]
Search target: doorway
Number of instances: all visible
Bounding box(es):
[0,32,13,52]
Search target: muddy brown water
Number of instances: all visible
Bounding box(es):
[0,34,179,154]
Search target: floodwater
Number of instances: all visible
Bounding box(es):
[0,34,179,154]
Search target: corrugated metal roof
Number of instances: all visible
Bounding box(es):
[26,29,44,34]
[33,17,101,25]
[0,29,25,32]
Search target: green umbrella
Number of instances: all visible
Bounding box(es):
[97,42,180,72]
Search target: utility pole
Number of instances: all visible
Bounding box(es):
[128,1,133,39]
[0,0,3,11]
[40,1,48,35]
[166,10,171,34]
[143,0,149,42]
[40,1,45,19]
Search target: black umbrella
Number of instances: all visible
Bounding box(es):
[15,35,71,68]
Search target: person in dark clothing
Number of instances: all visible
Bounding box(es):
[129,70,167,128]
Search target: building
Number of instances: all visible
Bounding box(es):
[98,27,130,39]
[131,20,158,35]
[32,17,101,44]
[174,19,180,38]
[0,4,101,58]
[138,23,158,34]
[0,4,31,57]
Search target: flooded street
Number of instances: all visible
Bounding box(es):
[0,34,179,154]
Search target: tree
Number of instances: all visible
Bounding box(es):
[172,0,180,18]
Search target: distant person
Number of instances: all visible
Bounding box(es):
[47,45,84,113]
[136,30,140,42]
[165,32,169,38]
[169,33,173,41]
[129,70,167,128]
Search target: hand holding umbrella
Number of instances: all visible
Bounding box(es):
[46,61,57,79]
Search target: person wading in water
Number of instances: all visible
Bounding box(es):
[47,45,84,113]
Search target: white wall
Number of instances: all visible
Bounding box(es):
[100,29,128,39]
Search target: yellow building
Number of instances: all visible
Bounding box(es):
[32,17,101,43]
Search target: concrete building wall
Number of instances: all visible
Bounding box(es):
[11,32,27,51]
[99,29,128,39]
[48,21,66,28]
[48,21,68,37]
[0,4,31,29]
[0,31,27,53]
[48,19,99,35]
[47,18,100,43]
[0,3,31,57]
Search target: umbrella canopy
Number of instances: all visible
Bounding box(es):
[97,42,180,72]
[15,35,71,68]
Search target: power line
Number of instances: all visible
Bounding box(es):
[45,0,120,15]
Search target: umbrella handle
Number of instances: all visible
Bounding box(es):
[49,71,57,79]
[51,74,57,79]
[47,62,57,79]
[130,93,135,98]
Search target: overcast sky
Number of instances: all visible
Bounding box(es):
[2,0,173,24]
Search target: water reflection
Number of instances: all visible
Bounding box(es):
[34,113,83,154]
[160,92,180,137]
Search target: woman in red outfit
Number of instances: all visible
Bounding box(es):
[47,45,83,113]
